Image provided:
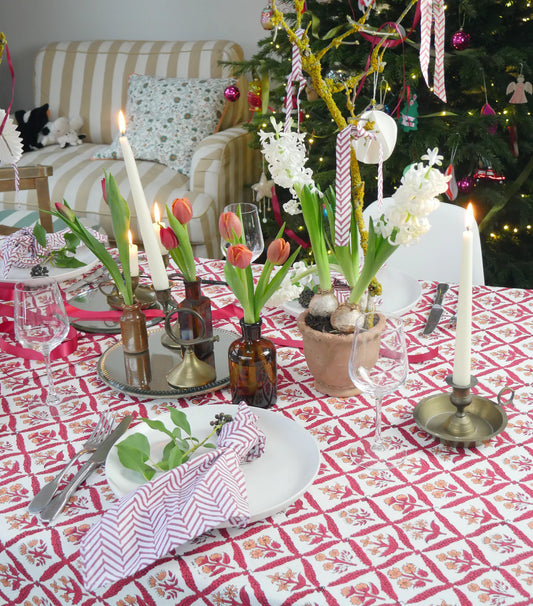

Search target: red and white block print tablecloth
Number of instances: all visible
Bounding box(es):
[0,258,532,606]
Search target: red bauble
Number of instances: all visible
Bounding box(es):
[247,80,262,111]
[224,85,241,102]
[457,175,475,193]
[451,29,471,51]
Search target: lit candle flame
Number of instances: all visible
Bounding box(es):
[128,229,133,245]
[153,201,161,224]
[465,203,474,231]
[118,110,126,135]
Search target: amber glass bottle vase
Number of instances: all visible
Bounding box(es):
[228,318,277,409]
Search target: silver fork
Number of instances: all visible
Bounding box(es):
[28,411,116,515]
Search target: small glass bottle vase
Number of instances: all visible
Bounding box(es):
[120,303,149,354]
[178,279,214,364]
[228,318,277,409]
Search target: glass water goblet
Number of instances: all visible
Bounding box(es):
[14,280,70,418]
[221,202,265,261]
[348,312,409,471]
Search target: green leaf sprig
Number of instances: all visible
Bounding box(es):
[32,223,85,269]
[116,406,233,481]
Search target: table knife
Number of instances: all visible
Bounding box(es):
[422,283,449,335]
[38,414,132,523]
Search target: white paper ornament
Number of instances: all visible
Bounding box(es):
[252,172,274,201]
[0,109,23,165]
[352,109,397,164]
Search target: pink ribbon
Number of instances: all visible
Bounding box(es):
[0,39,15,136]
[0,302,78,361]
[271,186,310,249]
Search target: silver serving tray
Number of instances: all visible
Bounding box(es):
[97,326,239,398]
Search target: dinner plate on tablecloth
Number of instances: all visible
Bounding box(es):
[105,403,321,524]
[0,245,98,285]
[283,265,422,317]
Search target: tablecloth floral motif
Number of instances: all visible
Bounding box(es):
[0,257,532,605]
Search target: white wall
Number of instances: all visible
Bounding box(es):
[0,0,262,111]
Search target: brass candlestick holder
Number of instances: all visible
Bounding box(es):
[98,276,157,310]
[413,375,514,448]
[163,308,219,388]
[155,287,179,315]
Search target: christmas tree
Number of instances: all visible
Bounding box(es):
[232,0,532,287]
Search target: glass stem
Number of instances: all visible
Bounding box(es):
[44,350,57,402]
[374,395,384,446]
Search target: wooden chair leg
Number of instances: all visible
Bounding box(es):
[35,176,54,232]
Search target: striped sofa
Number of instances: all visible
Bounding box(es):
[0,40,258,258]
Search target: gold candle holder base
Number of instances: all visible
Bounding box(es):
[413,375,513,448]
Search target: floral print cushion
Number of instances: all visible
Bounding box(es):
[93,74,235,176]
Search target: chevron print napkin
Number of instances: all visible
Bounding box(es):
[81,403,265,591]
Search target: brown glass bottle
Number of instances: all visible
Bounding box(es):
[228,318,277,409]
[178,279,214,364]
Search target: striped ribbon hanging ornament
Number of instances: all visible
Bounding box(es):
[419,0,447,103]
[334,123,383,247]
[284,28,307,133]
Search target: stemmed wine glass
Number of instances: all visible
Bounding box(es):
[221,202,265,261]
[348,312,409,471]
[14,280,70,418]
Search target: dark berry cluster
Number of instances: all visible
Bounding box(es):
[210,412,233,434]
[298,287,314,308]
[30,264,49,277]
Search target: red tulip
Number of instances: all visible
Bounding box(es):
[55,202,76,222]
[219,211,242,243]
[267,238,290,265]
[171,197,193,225]
[227,244,252,269]
[160,226,178,250]
[101,177,107,203]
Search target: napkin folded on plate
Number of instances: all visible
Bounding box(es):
[0,226,107,278]
[81,402,266,591]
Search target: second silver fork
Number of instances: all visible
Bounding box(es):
[28,411,115,515]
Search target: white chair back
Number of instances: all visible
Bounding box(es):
[363,198,485,285]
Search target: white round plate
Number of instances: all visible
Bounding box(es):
[283,265,422,317]
[0,245,98,284]
[106,404,321,524]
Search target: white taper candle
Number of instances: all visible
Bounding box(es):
[127,230,139,277]
[452,203,474,386]
[118,111,169,291]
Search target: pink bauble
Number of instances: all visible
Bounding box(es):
[224,85,241,102]
[451,29,471,51]
[457,175,475,193]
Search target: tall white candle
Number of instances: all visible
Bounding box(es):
[152,202,168,255]
[118,111,169,291]
[452,203,474,386]
[128,230,139,277]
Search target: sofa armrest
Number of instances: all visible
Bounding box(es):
[189,125,260,215]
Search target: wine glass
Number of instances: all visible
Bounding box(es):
[221,202,265,261]
[348,312,409,471]
[14,280,70,418]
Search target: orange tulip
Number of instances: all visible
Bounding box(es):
[160,226,178,250]
[219,211,243,243]
[267,238,290,265]
[227,244,253,269]
[171,197,193,225]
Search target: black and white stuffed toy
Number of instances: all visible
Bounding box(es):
[14,103,50,152]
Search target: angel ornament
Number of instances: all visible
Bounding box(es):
[506,74,532,104]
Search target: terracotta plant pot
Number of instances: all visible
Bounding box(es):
[297,310,386,398]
